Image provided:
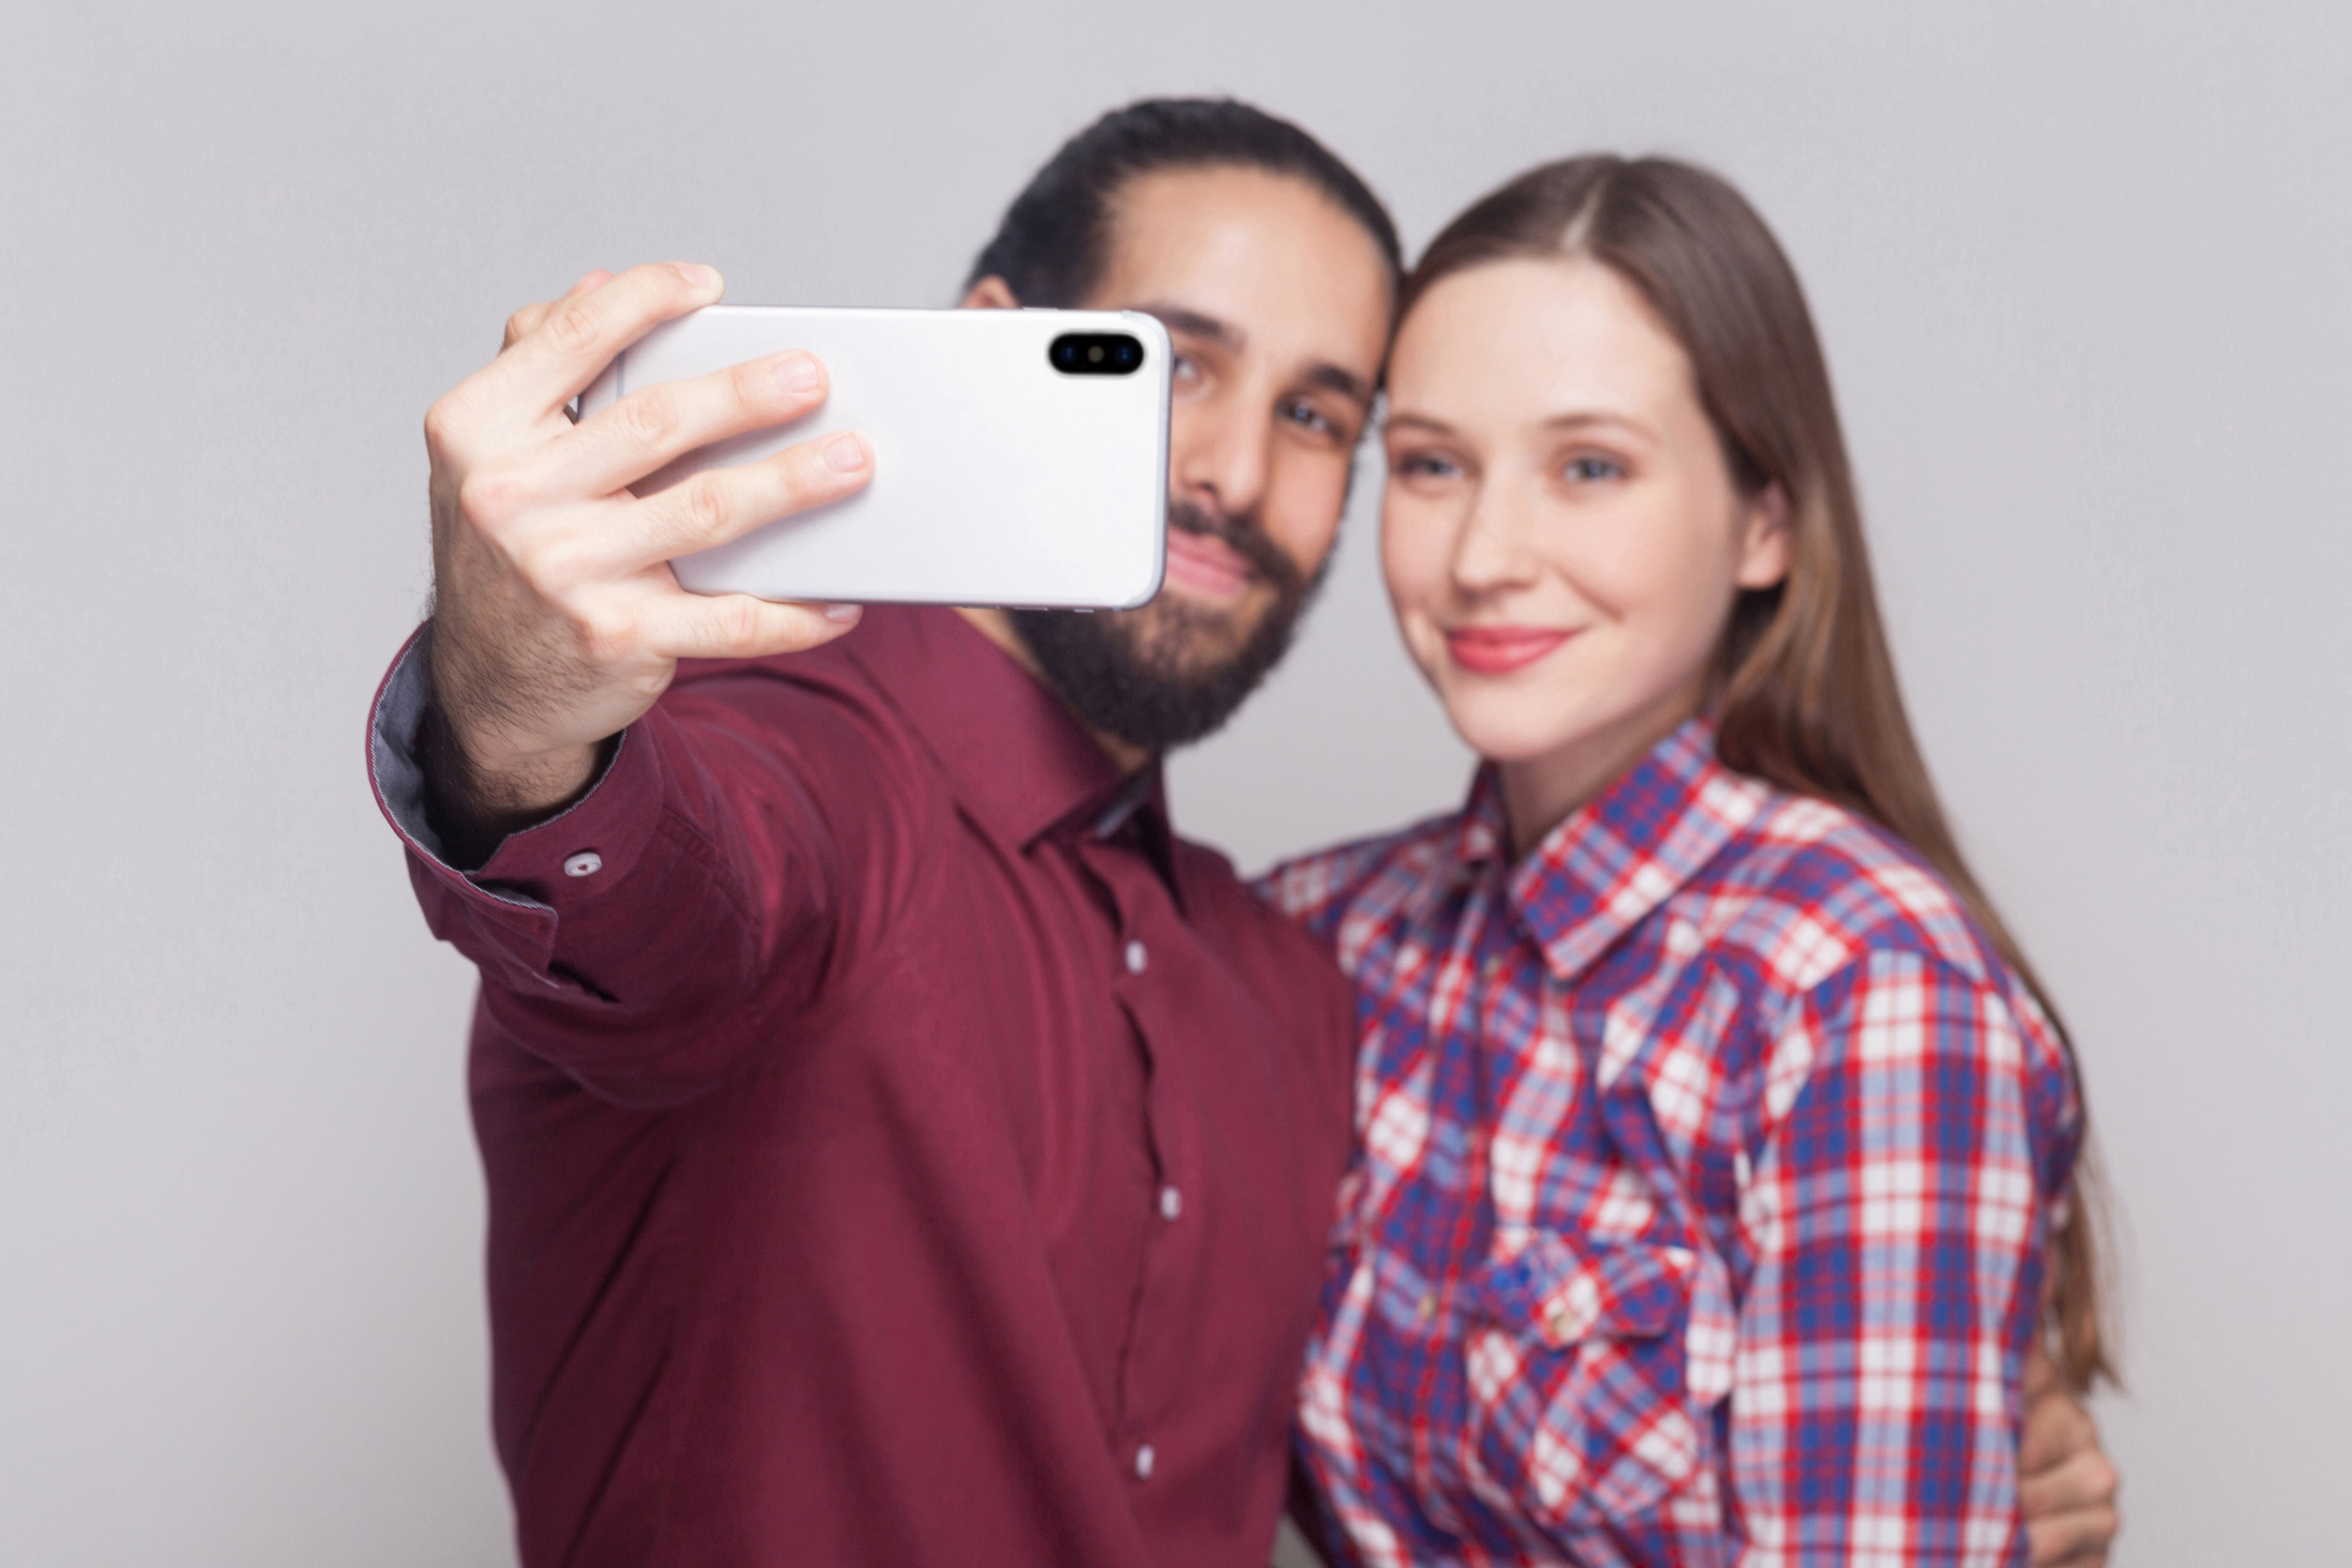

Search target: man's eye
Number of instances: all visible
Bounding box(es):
[1170,353,1203,384]
[1564,456,1623,482]
[1281,399,1337,437]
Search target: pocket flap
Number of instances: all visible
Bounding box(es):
[1470,1231,1695,1349]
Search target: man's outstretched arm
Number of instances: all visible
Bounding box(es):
[373,264,885,1103]
[421,261,870,844]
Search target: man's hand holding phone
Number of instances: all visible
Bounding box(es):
[421,263,872,853]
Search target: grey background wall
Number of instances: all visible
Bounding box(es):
[4,3,2344,1562]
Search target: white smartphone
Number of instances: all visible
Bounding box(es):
[579,305,1170,609]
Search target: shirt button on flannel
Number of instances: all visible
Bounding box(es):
[1133,1442,1155,1480]
[562,852,603,878]
[1416,1291,1437,1324]
[1123,939,1148,975]
[1158,1185,1182,1221]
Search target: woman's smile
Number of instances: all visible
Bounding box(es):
[1441,623,1577,674]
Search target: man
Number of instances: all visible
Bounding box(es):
[371,99,2118,1565]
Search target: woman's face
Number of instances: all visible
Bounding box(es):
[1380,256,1789,831]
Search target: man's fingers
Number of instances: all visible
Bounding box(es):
[610,430,872,571]
[550,349,833,496]
[503,303,550,354]
[2022,1443,2119,1521]
[502,270,613,354]
[2025,1504,2118,1567]
[491,261,726,417]
[2023,1339,2061,1401]
[2019,1382,2097,1475]
[644,593,864,661]
[2016,1371,2118,1566]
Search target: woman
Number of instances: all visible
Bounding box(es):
[1264,157,2109,1564]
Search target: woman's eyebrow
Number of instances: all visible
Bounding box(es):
[1539,409,1654,442]
[1386,409,1653,437]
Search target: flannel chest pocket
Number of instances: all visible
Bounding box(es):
[1461,1231,1710,1530]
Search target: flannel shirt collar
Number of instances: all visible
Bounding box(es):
[1455,716,1764,983]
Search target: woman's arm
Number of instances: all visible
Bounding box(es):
[1729,946,2071,1565]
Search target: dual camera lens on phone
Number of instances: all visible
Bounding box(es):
[1049,333,1144,376]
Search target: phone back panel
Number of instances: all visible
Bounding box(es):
[579,305,1169,609]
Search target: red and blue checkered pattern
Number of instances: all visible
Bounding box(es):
[1260,719,2081,1566]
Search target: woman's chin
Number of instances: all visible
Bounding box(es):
[1440,699,1600,770]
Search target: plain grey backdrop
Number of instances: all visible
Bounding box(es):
[4,3,2345,1562]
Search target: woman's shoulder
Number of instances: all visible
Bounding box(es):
[1701,783,2004,998]
[1701,780,2078,1152]
[1253,810,1467,953]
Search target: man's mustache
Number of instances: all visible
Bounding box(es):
[1167,498,1304,599]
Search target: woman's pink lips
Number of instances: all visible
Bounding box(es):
[1162,529,1253,600]
[1443,625,1576,675]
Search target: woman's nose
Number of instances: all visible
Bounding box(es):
[1450,484,1541,595]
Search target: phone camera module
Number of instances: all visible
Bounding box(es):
[1048,332,1144,377]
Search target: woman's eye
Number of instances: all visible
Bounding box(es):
[1170,353,1203,386]
[1563,455,1624,483]
[1394,452,1459,479]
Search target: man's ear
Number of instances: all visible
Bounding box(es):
[1736,481,1794,591]
[961,276,1020,310]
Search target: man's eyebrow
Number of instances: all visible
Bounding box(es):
[1133,300,1372,407]
[1133,301,1243,352]
[1304,362,1375,406]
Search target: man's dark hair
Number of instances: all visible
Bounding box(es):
[967,98,1403,307]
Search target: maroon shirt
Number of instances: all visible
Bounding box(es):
[367,605,1357,1568]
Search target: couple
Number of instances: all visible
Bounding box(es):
[373,99,2118,1565]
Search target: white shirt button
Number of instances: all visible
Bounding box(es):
[1158,1184,1183,1221]
[1133,1442,1155,1480]
[562,852,603,878]
[1123,940,1148,975]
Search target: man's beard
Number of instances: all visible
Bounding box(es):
[1010,498,1329,754]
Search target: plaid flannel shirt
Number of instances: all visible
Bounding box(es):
[1259,718,2081,1567]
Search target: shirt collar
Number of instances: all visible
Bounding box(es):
[1458,716,1769,982]
[839,605,1144,853]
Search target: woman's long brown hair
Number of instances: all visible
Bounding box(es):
[1401,156,2112,1390]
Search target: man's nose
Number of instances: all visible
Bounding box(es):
[1171,396,1272,520]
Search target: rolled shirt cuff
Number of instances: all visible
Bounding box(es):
[365,624,662,919]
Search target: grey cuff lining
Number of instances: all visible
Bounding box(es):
[367,629,563,914]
